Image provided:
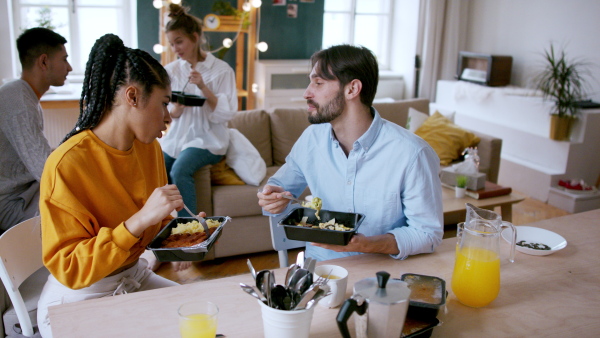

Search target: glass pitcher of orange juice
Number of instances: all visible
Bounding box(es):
[452,203,516,308]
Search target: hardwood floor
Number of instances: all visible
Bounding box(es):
[155,190,571,285]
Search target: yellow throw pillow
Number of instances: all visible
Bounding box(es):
[415,112,480,166]
[210,158,245,185]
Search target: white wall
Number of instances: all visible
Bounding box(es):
[462,0,600,102]
[0,0,17,82]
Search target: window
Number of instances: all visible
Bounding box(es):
[322,0,393,69]
[12,0,136,76]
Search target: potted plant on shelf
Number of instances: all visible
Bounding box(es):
[455,175,467,198]
[534,44,589,141]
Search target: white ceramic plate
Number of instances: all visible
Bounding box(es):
[502,226,567,256]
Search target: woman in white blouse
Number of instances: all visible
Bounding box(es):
[159,3,237,217]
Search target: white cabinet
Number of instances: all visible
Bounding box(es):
[255,60,406,109]
[255,60,312,109]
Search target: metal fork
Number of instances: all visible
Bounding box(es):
[313,269,333,286]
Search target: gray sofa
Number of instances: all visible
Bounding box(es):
[195,98,502,259]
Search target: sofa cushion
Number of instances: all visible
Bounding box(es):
[226,128,267,186]
[415,112,480,166]
[212,166,281,217]
[374,98,430,128]
[228,109,273,166]
[210,158,245,185]
[269,108,311,166]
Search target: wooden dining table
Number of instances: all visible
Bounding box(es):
[49,208,600,337]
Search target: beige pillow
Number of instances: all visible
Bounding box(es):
[415,112,480,166]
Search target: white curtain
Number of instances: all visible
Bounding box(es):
[415,0,468,101]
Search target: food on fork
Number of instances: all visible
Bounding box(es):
[302,196,323,220]
[161,219,221,248]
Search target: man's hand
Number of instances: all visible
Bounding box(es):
[311,233,400,255]
[257,184,295,214]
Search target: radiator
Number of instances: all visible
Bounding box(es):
[42,108,79,148]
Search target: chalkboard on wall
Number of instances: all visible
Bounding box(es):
[137,0,324,61]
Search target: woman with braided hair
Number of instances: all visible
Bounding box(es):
[159,3,238,217]
[36,34,199,337]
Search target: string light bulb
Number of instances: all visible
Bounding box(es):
[222,38,233,48]
[152,0,163,9]
[153,44,164,54]
[242,1,252,12]
[251,0,262,8]
[256,42,268,52]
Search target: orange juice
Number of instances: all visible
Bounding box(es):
[179,313,217,338]
[451,246,500,308]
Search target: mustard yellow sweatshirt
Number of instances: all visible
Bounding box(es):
[40,130,171,289]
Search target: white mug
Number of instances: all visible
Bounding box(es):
[313,264,349,308]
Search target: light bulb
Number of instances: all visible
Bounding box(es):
[256,41,268,52]
[152,0,163,9]
[171,0,182,4]
[153,44,164,54]
[251,0,262,8]
[222,38,233,48]
[242,2,252,12]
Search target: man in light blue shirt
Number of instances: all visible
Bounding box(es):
[258,45,443,261]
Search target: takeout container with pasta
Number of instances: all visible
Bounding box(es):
[278,208,365,245]
[146,216,230,261]
[171,91,206,106]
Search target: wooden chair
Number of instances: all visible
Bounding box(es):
[0,216,48,337]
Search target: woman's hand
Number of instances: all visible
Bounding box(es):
[189,69,206,90]
[125,185,184,237]
[169,102,185,118]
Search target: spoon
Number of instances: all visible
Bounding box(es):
[239,283,267,304]
[270,285,288,310]
[285,263,299,288]
[247,259,257,280]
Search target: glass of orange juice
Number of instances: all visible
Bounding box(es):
[178,301,218,338]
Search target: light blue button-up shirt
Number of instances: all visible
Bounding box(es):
[266,108,444,261]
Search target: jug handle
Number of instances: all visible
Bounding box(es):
[502,221,517,263]
[337,297,366,338]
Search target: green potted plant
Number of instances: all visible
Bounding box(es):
[455,175,467,198]
[534,44,589,141]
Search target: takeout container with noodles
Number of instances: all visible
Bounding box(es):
[278,208,365,245]
[147,216,230,261]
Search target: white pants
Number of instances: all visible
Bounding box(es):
[37,259,178,337]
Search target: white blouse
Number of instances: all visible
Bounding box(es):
[159,53,238,158]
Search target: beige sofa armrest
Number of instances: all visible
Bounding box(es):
[471,131,502,184]
[194,165,213,215]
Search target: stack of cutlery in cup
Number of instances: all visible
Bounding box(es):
[240,252,331,310]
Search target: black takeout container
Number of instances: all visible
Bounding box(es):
[279,208,365,245]
[146,216,228,262]
[402,316,439,338]
[400,273,447,320]
[171,91,206,106]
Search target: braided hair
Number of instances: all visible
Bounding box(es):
[62,34,170,143]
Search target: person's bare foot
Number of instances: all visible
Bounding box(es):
[172,261,193,271]
[141,250,163,271]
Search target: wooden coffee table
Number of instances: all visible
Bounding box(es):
[442,186,525,224]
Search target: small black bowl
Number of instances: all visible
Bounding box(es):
[171,91,206,106]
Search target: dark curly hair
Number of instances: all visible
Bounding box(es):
[62,34,170,143]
